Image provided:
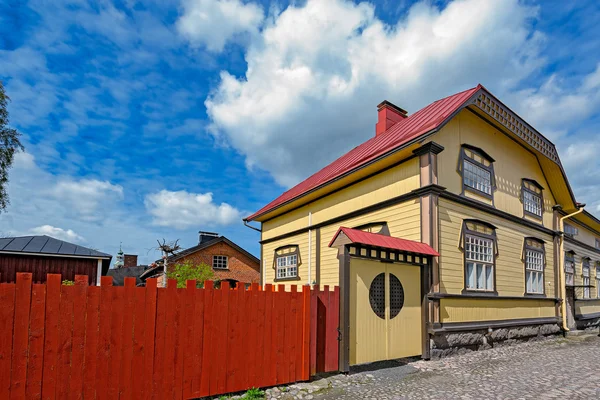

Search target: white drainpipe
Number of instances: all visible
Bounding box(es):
[308,212,312,286]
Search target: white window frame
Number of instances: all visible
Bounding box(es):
[465,234,494,292]
[276,254,298,279]
[565,253,575,286]
[524,240,544,295]
[582,259,590,299]
[564,224,578,236]
[463,160,492,196]
[212,255,228,270]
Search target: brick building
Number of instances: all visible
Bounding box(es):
[142,232,260,287]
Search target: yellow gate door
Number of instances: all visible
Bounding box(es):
[349,258,422,365]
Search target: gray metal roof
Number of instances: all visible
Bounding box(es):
[0,235,112,259]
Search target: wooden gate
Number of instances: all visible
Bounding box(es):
[349,258,422,365]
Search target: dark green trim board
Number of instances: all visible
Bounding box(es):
[429,317,560,334]
[575,312,600,320]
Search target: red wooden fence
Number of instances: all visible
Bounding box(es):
[0,273,339,399]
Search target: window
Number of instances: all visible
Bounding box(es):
[596,239,600,250]
[276,254,297,279]
[212,255,228,269]
[462,220,497,292]
[524,239,545,294]
[273,245,301,280]
[522,179,543,218]
[565,252,575,286]
[582,259,590,299]
[564,224,578,236]
[459,145,496,199]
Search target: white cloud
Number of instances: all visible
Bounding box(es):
[51,179,124,222]
[145,189,242,229]
[177,0,264,52]
[206,0,546,187]
[26,225,85,243]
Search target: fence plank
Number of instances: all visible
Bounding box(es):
[142,279,157,400]
[302,285,311,381]
[294,287,304,382]
[182,281,197,399]
[82,286,100,400]
[188,283,204,397]
[262,284,274,388]
[10,273,33,399]
[225,282,240,394]
[0,283,16,399]
[41,274,61,400]
[309,285,319,376]
[26,284,46,400]
[152,285,167,400]
[254,283,266,389]
[119,278,136,400]
[275,285,286,385]
[161,280,177,400]
[68,277,87,400]
[238,283,250,391]
[316,287,327,373]
[131,286,147,398]
[246,283,258,389]
[288,286,297,383]
[173,284,185,400]
[56,284,74,400]
[96,276,113,400]
[331,286,340,372]
[198,281,213,398]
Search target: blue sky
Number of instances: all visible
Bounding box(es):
[1,0,599,264]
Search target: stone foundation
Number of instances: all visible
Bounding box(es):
[430,323,561,359]
[576,316,600,332]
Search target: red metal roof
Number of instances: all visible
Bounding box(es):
[329,227,439,257]
[246,85,481,221]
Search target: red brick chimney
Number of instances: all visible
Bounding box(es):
[376,100,407,136]
[124,254,138,268]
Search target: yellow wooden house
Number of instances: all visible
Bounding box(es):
[244,84,600,370]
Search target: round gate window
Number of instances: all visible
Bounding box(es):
[389,274,405,319]
[369,273,386,319]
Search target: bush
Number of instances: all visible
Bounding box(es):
[62,280,75,286]
[166,260,215,288]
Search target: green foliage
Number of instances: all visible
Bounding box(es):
[243,388,265,399]
[166,260,215,288]
[0,81,24,212]
[62,280,75,286]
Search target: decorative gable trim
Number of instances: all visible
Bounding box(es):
[469,91,560,164]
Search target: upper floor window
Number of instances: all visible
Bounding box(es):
[596,239,600,250]
[564,224,578,237]
[565,252,575,286]
[582,258,591,299]
[273,245,301,280]
[212,255,228,269]
[524,238,545,295]
[461,220,497,293]
[522,179,543,219]
[459,145,496,199]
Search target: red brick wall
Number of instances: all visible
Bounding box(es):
[173,241,260,284]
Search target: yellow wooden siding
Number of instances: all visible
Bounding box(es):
[575,299,600,317]
[439,198,555,297]
[441,298,556,322]
[566,221,600,249]
[262,157,420,240]
[432,110,556,228]
[262,199,421,287]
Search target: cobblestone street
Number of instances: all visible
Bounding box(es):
[269,334,600,400]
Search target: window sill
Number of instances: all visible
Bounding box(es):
[523,293,546,298]
[274,276,301,282]
[213,267,229,270]
[523,212,543,222]
[461,289,498,296]
[464,186,494,200]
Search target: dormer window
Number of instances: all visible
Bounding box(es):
[522,179,543,219]
[458,144,496,199]
[564,224,578,237]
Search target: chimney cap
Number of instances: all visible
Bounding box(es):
[198,231,219,236]
[377,100,407,116]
